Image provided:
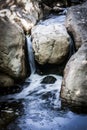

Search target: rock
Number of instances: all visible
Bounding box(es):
[0,0,43,33]
[0,111,17,129]
[66,1,87,49]
[0,74,14,87]
[61,43,87,107]
[0,17,26,85]
[0,101,22,129]
[31,16,70,65]
[41,76,56,84]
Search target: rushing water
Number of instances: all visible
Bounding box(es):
[26,35,36,74]
[38,15,66,25]
[0,15,87,130]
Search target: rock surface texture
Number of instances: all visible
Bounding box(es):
[66,1,87,49]
[0,0,43,33]
[0,17,26,87]
[61,43,87,107]
[31,16,70,65]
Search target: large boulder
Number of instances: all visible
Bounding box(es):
[61,43,87,107]
[66,1,87,49]
[31,16,70,65]
[0,0,43,33]
[0,17,26,87]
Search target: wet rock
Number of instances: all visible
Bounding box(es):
[0,101,22,129]
[0,17,26,87]
[41,76,56,84]
[61,43,87,107]
[0,111,16,129]
[66,1,87,49]
[0,0,43,33]
[31,16,70,65]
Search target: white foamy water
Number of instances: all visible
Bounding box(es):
[38,15,66,26]
[16,74,62,109]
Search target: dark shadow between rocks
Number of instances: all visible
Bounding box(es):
[35,57,69,76]
[61,98,87,114]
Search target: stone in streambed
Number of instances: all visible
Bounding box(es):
[61,43,87,107]
[41,76,56,84]
[0,17,26,87]
[31,17,70,65]
[66,1,87,49]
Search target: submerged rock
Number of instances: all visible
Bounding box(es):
[0,17,26,87]
[61,43,87,107]
[41,76,56,84]
[66,1,87,49]
[31,16,70,65]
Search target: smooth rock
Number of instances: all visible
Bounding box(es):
[41,76,56,84]
[61,43,87,107]
[0,17,26,81]
[31,17,70,65]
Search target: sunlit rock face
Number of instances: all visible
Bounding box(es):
[31,16,70,65]
[66,1,87,50]
[0,0,43,33]
[61,43,87,107]
[0,17,26,87]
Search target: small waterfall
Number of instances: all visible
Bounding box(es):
[26,35,36,74]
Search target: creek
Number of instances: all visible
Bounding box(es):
[0,14,87,130]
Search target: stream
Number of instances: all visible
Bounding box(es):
[0,14,87,130]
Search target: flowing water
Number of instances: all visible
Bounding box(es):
[26,36,36,74]
[0,15,87,130]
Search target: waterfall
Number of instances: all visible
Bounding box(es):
[26,35,36,74]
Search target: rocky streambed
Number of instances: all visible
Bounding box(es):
[0,0,87,130]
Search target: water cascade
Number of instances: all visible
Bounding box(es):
[26,35,36,74]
